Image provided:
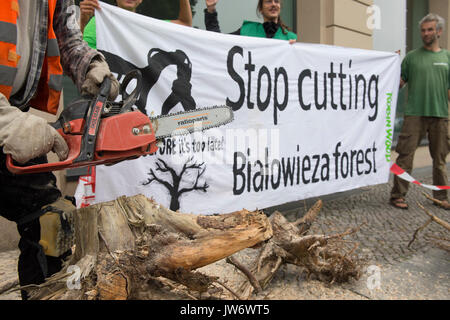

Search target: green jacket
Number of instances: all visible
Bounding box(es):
[240,20,297,40]
[83,16,97,49]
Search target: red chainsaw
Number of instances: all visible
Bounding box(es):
[6,70,233,174]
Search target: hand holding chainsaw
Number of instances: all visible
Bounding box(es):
[6,70,233,174]
[1,56,119,166]
[0,93,68,164]
[82,58,120,101]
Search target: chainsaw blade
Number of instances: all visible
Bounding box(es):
[151,105,233,139]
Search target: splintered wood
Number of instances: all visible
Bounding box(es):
[26,196,363,300]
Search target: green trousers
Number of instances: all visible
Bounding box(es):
[391,116,449,201]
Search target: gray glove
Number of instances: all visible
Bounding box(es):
[0,94,68,164]
[81,59,119,101]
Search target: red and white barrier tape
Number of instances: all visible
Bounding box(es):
[75,164,445,207]
[77,166,96,208]
[390,163,450,191]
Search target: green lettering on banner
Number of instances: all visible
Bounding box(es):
[385,93,393,162]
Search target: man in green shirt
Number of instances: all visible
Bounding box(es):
[80,0,193,49]
[390,13,450,210]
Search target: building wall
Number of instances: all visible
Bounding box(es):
[407,0,429,52]
[372,0,407,55]
[429,0,450,50]
[298,0,374,49]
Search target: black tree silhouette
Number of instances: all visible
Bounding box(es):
[142,157,209,211]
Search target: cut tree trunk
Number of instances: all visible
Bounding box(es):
[26,195,272,300]
[25,196,363,300]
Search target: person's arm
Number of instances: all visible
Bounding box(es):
[448,89,450,101]
[171,0,192,26]
[399,51,408,90]
[55,0,101,89]
[204,0,221,32]
[79,0,100,33]
[55,0,118,99]
[400,78,406,89]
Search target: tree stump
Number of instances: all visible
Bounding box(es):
[26,194,272,300]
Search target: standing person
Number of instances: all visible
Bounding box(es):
[390,13,450,210]
[204,0,297,41]
[0,0,119,299]
[80,0,193,49]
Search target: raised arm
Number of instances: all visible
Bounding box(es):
[204,0,221,32]
[171,0,193,26]
[79,0,100,33]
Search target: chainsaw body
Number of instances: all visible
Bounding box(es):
[7,71,158,174]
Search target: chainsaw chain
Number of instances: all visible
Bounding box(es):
[149,105,234,139]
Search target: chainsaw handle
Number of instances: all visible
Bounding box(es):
[120,70,142,112]
[5,133,82,174]
[99,76,112,99]
[74,77,111,164]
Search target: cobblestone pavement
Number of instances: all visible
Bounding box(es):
[0,167,448,300]
[280,169,449,267]
[0,250,20,300]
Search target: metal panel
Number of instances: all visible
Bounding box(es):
[0,65,17,86]
[0,21,17,45]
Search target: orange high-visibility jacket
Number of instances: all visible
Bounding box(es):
[0,0,63,114]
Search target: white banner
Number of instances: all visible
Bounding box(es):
[91,3,400,214]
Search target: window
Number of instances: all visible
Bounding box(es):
[406,0,429,52]
[281,0,296,33]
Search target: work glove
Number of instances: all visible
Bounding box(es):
[81,58,119,101]
[0,94,68,164]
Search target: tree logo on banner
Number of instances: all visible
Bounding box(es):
[100,48,196,115]
[141,157,209,211]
